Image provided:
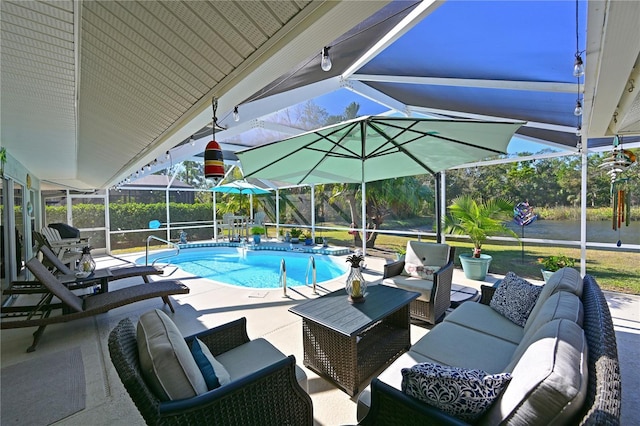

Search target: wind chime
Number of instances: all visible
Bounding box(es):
[204,97,225,182]
[598,135,637,245]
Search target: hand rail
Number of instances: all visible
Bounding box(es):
[306,256,317,294]
[279,258,287,297]
[146,235,180,266]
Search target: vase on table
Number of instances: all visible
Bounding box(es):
[345,266,366,303]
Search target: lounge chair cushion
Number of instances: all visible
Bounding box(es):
[401,363,511,422]
[490,272,542,327]
[137,309,207,401]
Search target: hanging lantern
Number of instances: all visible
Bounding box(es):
[204,97,225,182]
[205,140,224,180]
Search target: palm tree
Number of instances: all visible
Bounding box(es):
[445,195,517,257]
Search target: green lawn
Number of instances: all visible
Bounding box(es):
[319,230,640,295]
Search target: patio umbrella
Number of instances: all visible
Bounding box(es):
[211,180,271,219]
[237,116,524,255]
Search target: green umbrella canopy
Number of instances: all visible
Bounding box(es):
[237,116,524,185]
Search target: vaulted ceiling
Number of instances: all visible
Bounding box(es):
[1,1,639,191]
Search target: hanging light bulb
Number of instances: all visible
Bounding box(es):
[146,164,151,171]
[233,106,240,122]
[573,54,584,78]
[165,150,170,160]
[574,100,583,116]
[321,46,332,72]
[576,126,582,136]
[190,135,195,146]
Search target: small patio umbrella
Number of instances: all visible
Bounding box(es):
[211,180,271,218]
[236,116,524,255]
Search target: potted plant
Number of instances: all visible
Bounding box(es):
[303,232,314,246]
[445,195,517,280]
[289,228,302,243]
[538,255,575,282]
[251,226,265,244]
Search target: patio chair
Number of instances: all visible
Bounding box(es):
[382,241,455,324]
[38,245,163,283]
[0,257,189,352]
[108,316,313,425]
[39,227,87,261]
[33,231,81,268]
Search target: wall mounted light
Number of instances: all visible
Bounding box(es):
[321,46,332,72]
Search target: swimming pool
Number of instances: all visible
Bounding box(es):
[137,247,348,289]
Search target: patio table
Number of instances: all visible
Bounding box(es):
[289,284,419,395]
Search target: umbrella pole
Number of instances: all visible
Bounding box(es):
[361,180,367,257]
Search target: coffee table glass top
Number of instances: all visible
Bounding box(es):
[289,285,419,337]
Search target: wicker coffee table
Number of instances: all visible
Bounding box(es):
[289,284,419,395]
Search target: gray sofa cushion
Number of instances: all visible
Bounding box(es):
[216,337,308,391]
[524,291,583,336]
[527,267,582,324]
[410,322,517,374]
[482,319,588,425]
[444,301,525,344]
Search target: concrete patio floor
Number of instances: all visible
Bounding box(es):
[1,248,638,425]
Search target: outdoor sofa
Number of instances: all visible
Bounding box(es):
[357,268,621,425]
[109,312,313,425]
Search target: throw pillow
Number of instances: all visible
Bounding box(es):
[402,262,441,281]
[190,337,231,389]
[401,363,511,422]
[490,272,542,327]
[136,309,207,401]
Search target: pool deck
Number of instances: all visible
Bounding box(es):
[1,243,638,425]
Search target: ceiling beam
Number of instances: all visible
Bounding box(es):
[351,74,581,93]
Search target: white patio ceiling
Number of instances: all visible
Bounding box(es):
[1,1,639,191]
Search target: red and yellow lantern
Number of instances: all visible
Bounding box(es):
[204,140,224,180]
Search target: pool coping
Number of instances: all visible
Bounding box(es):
[177,241,351,256]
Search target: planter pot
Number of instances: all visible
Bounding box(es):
[305,238,314,246]
[459,253,492,281]
[541,269,555,283]
[290,237,299,244]
[253,235,261,244]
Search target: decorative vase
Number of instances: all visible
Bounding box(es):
[345,266,366,303]
[77,247,96,275]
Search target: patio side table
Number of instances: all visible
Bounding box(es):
[289,284,419,396]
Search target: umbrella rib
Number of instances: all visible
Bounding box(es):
[367,121,437,175]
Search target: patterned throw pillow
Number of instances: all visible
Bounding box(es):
[401,263,441,281]
[490,272,543,327]
[401,363,511,422]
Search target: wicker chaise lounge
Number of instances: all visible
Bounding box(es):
[1,258,189,352]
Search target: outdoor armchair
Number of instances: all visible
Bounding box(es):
[382,241,455,324]
[0,257,189,352]
[108,316,313,426]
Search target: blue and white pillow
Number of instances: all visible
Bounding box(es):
[401,363,511,422]
[490,272,542,327]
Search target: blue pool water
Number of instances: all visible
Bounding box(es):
[137,247,347,289]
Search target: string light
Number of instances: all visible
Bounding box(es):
[190,135,195,146]
[165,150,170,160]
[573,54,584,78]
[574,100,583,116]
[321,46,332,72]
[233,106,240,122]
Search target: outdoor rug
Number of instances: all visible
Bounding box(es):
[1,347,86,425]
